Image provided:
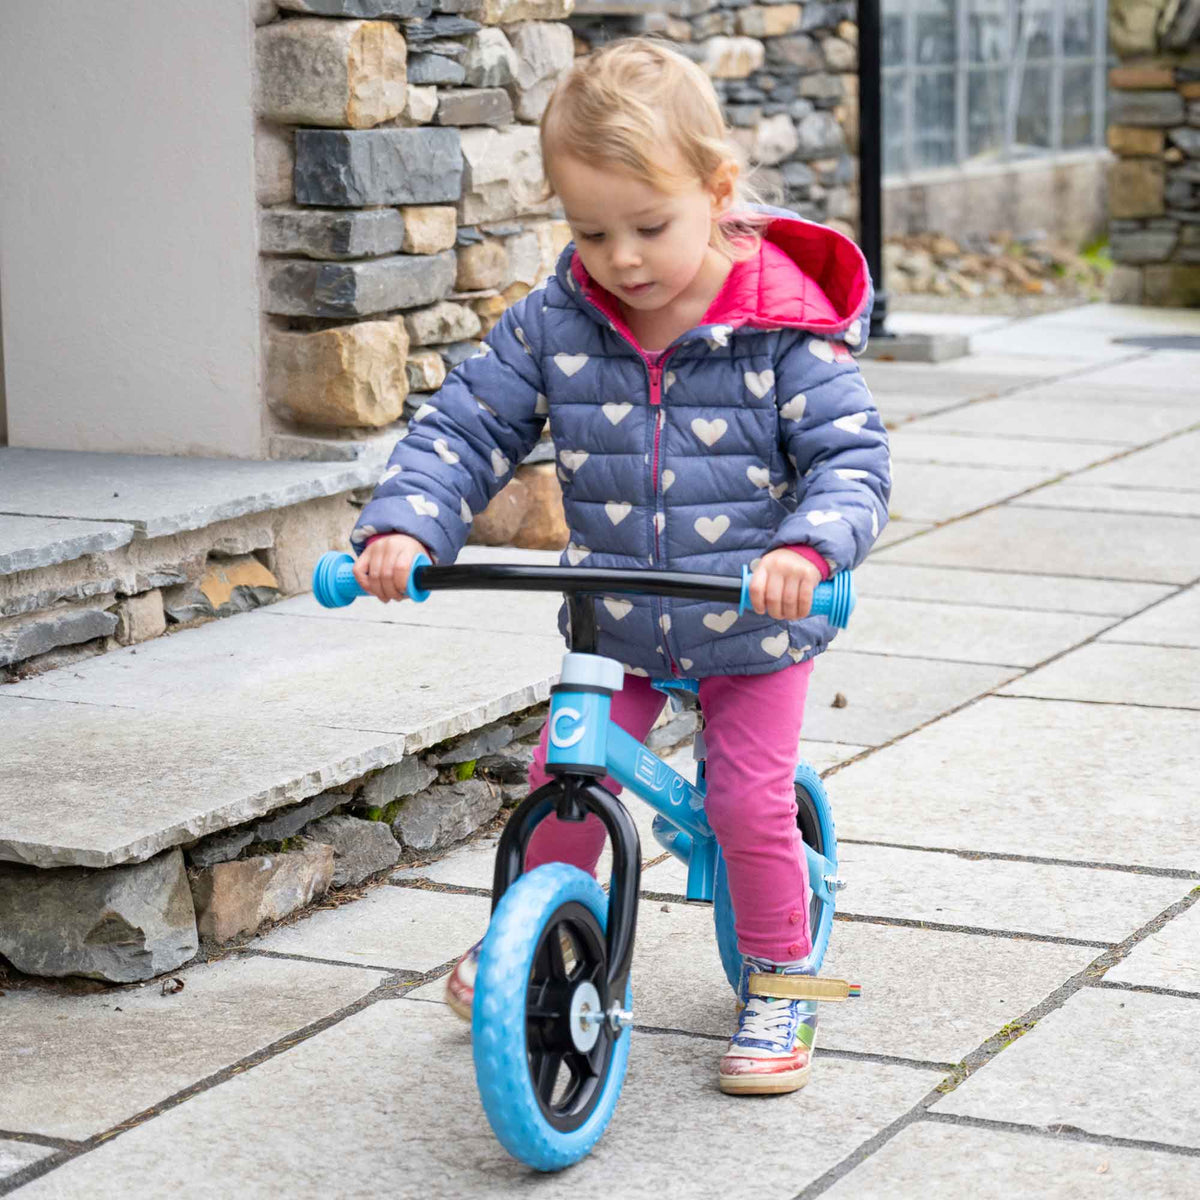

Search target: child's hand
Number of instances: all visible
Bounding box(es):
[748,549,823,621]
[352,533,431,603]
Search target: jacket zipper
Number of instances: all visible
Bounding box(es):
[645,355,680,676]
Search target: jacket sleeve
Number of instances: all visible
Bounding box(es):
[768,330,891,573]
[350,294,549,564]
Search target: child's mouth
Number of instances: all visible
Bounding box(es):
[621,281,654,296]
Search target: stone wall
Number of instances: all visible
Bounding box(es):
[1107,0,1200,305]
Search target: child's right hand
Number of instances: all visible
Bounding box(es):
[352,533,431,603]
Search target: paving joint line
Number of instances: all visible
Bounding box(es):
[0,1131,84,1153]
[1090,979,1200,1002]
[832,910,1112,949]
[790,887,1200,1198]
[232,947,423,979]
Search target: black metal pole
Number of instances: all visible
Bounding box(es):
[858,0,890,339]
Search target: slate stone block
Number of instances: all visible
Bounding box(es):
[277,0,431,14]
[1110,226,1180,263]
[407,53,467,86]
[1108,89,1186,126]
[262,251,457,317]
[433,87,513,127]
[306,814,401,886]
[0,605,118,667]
[295,128,463,208]
[260,206,406,260]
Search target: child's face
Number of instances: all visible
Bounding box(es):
[551,152,731,318]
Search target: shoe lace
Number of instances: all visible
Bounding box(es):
[737,997,797,1045]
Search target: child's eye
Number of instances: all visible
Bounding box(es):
[580,231,605,242]
[639,224,667,237]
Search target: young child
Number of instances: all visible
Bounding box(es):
[352,38,890,1096]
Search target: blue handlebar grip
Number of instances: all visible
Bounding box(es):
[312,552,365,608]
[406,553,432,603]
[737,563,855,628]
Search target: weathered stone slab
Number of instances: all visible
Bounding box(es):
[830,697,1200,871]
[1070,429,1200,491]
[0,1139,54,1182]
[185,828,255,870]
[0,603,118,667]
[802,651,1018,747]
[938,988,1200,1148]
[889,462,1063,525]
[838,596,1112,668]
[835,842,1188,944]
[822,1121,1200,1199]
[1106,901,1200,992]
[871,517,934,549]
[359,755,439,807]
[1101,583,1200,647]
[874,506,1200,584]
[262,251,456,318]
[458,125,552,224]
[253,881,490,971]
[1077,350,1200,397]
[853,561,1171,618]
[893,429,1117,473]
[391,778,503,851]
[859,361,1041,402]
[277,0,431,14]
[306,814,401,885]
[505,20,574,121]
[1000,642,1200,709]
[0,517,134,575]
[295,127,463,207]
[0,849,196,982]
[5,999,941,1199]
[114,589,166,645]
[259,206,406,259]
[462,26,517,87]
[1108,89,1186,127]
[0,955,388,1141]
[434,87,513,126]
[253,793,344,843]
[0,447,380,538]
[191,841,335,942]
[407,52,467,85]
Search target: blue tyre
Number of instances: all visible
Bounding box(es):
[713,762,838,992]
[473,863,633,1172]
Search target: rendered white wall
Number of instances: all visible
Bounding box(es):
[0,1,264,458]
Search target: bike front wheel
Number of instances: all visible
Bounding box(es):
[473,863,633,1172]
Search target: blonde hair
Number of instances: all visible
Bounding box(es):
[540,37,768,262]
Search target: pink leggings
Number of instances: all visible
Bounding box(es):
[524,661,815,962]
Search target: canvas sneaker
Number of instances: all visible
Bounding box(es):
[718,956,818,1095]
[445,938,482,1022]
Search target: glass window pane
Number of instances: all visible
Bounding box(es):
[883,4,907,63]
[967,67,1006,160]
[883,71,907,175]
[913,70,957,167]
[1016,0,1055,60]
[914,0,957,65]
[1062,0,1094,56]
[1061,63,1095,147]
[1014,63,1052,151]
[968,0,1009,63]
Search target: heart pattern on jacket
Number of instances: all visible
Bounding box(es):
[413,403,438,422]
[744,370,774,399]
[834,411,869,435]
[761,632,789,657]
[806,510,842,526]
[535,392,548,415]
[659,614,672,633]
[606,501,632,525]
[460,498,473,524]
[695,514,730,543]
[654,512,665,533]
[808,339,835,364]
[746,466,770,489]
[692,418,728,447]
[560,450,589,471]
[703,609,739,633]
[566,542,591,565]
[491,449,510,478]
[555,353,589,377]
[603,402,632,425]
[604,597,632,620]
[706,324,732,349]
[433,439,460,465]
[661,469,676,491]
[406,494,439,518]
[780,394,807,421]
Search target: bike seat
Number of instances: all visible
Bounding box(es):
[651,677,700,713]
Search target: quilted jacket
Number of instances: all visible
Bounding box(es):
[352,208,891,679]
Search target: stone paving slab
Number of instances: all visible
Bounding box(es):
[1071,351,1200,397]
[0,955,388,1141]
[803,651,1018,746]
[853,560,1173,617]
[837,595,1112,667]
[859,361,1055,402]
[0,516,134,575]
[873,517,934,549]
[1101,584,1200,647]
[252,884,490,973]
[0,698,402,869]
[873,506,1200,584]
[7,997,942,1200]
[890,462,1062,525]
[873,393,973,426]
[936,988,1200,1149]
[1032,302,1200,336]
[1068,430,1200,492]
[999,643,1200,709]
[828,697,1200,872]
[0,1141,53,1184]
[833,843,1188,945]
[892,429,1121,473]
[1106,901,1200,993]
[909,392,1200,446]
[822,1120,1200,1199]
[0,447,381,537]
[1012,482,1200,518]
[967,325,1142,364]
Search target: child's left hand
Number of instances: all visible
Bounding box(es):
[748,549,823,621]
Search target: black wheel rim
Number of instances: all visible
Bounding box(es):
[525,901,615,1133]
[795,785,825,936]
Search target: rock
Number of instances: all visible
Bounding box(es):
[295,127,463,207]
[513,462,568,550]
[474,0,572,22]
[408,53,467,85]
[821,35,857,71]
[256,18,407,129]
[262,252,456,318]
[199,556,279,615]
[266,319,410,427]
[699,36,766,79]
[115,589,166,646]
[185,829,255,870]
[1109,65,1178,90]
[1111,159,1166,218]
[458,125,550,224]
[306,814,401,886]
[255,122,294,206]
[360,756,439,808]
[1108,90,1186,127]
[1108,125,1166,156]
[406,15,482,43]
[462,27,518,87]
[260,207,407,260]
[441,340,485,367]
[254,792,344,844]
[794,110,844,158]
[753,112,798,165]
[477,742,535,782]
[1143,262,1200,305]
[1109,0,1165,56]
[800,2,841,31]
[265,493,355,596]
[253,0,280,22]
[432,721,514,764]
[0,850,197,983]
[469,475,530,544]
[505,21,574,122]
[407,347,448,391]
[473,293,510,335]
[190,840,335,942]
[645,709,699,752]
[799,72,844,102]
[277,1,432,14]
[402,84,438,125]
[404,300,482,345]
[532,218,571,279]
[455,239,508,289]
[435,87,513,126]
[400,205,458,254]
[390,778,502,852]
[0,604,118,668]
[1110,226,1180,264]
[1170,128,1200,157]
[736,4,803,37]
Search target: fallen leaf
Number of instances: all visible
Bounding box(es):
[831,692,848,708]
[160,977,185,996]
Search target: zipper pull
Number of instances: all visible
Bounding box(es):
[648,365,662,406]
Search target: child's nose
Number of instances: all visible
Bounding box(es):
[610,239,641,270]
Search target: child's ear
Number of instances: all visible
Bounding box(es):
[709,160,739,214]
